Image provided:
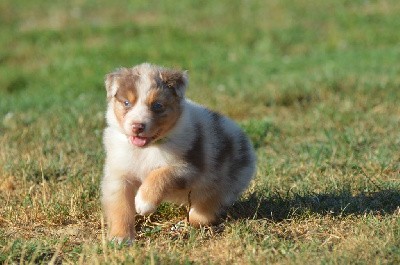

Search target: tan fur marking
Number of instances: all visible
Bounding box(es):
[104,181,137,239]
[160,70,185,88]
[113,100,127,126]
[189,194,222,227]
[159,69,187,98]
[111,72,139,126]
[140,167,186,205]
[144,88,182,140]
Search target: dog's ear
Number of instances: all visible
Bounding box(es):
[159,69,188,98]
[105,72,120,100]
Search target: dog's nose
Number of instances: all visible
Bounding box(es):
[132,123,145,134]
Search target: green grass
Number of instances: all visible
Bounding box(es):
[1,0,400,264]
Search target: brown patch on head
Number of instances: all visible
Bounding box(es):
[159,69,188,98]
[105,64,188,142]
[144,82,183,140]
[105,68,129,99]
[184,123,205,172]
[105,69,139,126]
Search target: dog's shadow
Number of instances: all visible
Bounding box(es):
[135,188,399,237]
[227,188,400,221]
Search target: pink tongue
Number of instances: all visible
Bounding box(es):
[130,136,148,147]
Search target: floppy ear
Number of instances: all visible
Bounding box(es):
[105,72,119,100]
[159,69,188,98]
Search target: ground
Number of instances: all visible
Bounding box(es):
[0,0,399,264]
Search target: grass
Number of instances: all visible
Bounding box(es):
[1,0,400,264]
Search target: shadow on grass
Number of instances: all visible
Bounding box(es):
[227,189,400,221]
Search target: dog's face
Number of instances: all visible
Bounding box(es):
[105,64,188,147]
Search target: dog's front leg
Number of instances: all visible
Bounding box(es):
[135,167,187,215]
[102,178,138,242]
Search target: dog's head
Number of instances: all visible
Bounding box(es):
[105,63,188,147]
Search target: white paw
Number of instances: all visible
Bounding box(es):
[135,190,157,216]
[111,237,133,246]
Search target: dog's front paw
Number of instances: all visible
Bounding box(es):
[135,190,157,216]
[111,237,133,246]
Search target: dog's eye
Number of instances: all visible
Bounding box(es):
[123,100,132,108]
[151,102,165,113]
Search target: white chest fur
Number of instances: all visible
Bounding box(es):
[103,127,173,182]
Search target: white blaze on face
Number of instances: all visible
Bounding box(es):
[123,101,151,133]
[121,70,156,147]
[107,63,185,148]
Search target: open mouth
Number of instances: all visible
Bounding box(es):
[129,132,161,147]
[129,136,152,147]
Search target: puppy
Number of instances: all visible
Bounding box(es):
[101,63,256,242]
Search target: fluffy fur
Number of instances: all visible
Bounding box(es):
[101,63,256,242]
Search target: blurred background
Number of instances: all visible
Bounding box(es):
[2,0,399,117]
[1,0,400,203]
